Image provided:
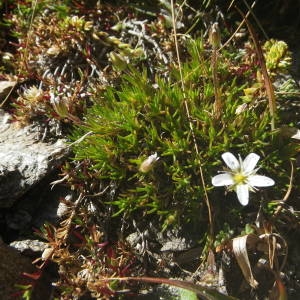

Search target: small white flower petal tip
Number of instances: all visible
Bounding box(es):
[212,152,274,206]
[139,152,159,173]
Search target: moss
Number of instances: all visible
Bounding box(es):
[70,38,292,229]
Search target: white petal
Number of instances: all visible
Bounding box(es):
[222,152,239,170]
[212,173,234,186]
[236,184,249,205]
[248,175,275,187]
[242,153,260,173]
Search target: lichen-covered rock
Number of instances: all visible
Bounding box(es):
[0,110,68,208]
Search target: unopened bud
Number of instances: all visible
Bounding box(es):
[139,153,159,173]
[42,247,54,261]
[209,22,221,49]
[111,22,124,32]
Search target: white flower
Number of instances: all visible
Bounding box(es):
[23,86,43,103]
[212,152,274,206]
[139,153,159,173]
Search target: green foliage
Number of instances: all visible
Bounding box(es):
[16,0,71,19]
[70,38,290,228]
[179,288,198,300]
[214,223,234,248]
[14,284,32,300]
[4,1,299,299]
[263,39,292,73]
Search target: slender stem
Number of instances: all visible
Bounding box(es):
[236,6,276,130]
[170,0,214,242]
[212,47,221,119]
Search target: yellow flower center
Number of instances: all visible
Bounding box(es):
[233,173,247,184]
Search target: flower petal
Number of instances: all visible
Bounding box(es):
[248,175,275,187]
[212,173,234,186]
[242,153,260,173]
[222,152,239,170]
[236,184,249,206]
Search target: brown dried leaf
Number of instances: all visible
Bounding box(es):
[291,129,300,140]
[279,125,300,140]
[232,234,259,288]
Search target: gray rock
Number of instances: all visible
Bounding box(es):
[0,80,16,99]
[0,110,68,208]
[0,239,35,299]
[5,209,32,230]
[157,227,196,252]
[0,239,52,300]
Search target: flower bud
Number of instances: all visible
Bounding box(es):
[139,153,159,173]
[209,22,221,50]
[111,22,124,32]
[42,247,54,261]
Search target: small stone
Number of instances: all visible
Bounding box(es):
[10,239,48,255]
